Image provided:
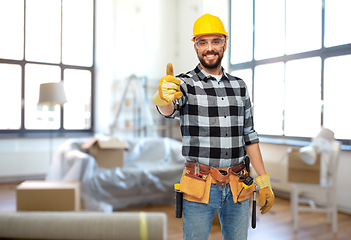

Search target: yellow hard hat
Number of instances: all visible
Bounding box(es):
[192,14,229,42]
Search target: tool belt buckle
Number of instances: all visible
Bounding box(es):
[216,180,227,187]
[214,170,229,187]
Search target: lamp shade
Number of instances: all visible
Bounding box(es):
[299,145,318,165]
[299,127,335,165]
[38,82,67,106]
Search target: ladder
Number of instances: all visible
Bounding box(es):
[110,75,158,137]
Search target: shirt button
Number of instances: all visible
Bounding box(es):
[224,116,227,118]
[222,98,224,100]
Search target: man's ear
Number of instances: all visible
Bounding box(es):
[223,40,227,52]
[194,44,198,53]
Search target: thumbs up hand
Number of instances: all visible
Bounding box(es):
[153,63,183,106]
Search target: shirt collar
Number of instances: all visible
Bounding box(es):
[195,64,230,82]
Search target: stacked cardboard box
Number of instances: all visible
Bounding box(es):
[16,181,81,211]
[288,148,321,184]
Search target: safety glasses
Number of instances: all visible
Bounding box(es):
[195,37,225,50]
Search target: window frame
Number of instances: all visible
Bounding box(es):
[0,0,95,138]
[229,0,351,147]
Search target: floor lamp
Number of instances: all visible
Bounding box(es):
[37,82,67,163]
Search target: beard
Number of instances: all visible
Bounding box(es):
[197,49,224,69]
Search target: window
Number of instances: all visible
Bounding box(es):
[252,62,285,136]
[284,57,322,137]
[0,0,94,135]
[230,1,253,64]
[323,55,351,140]
[230,0,351,145]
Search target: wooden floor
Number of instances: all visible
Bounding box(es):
[1,182,351,240]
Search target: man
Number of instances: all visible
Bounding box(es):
[153,14,274,240]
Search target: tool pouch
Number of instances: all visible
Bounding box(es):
[179,170,207,199]
[229,172,255,203]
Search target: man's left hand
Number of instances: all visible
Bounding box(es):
[255,174,275,214]
[258,186,274,214]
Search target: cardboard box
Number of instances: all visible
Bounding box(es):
[288,148,321,184]
[16,181,81,211]
[82,138,128,168]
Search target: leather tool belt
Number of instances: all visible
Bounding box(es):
[185,161,247,187]
[179,160,254,204]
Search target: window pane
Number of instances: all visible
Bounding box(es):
[25,64,61,129]
[0,0,24,60]
[285,57,321,137]
[286,0,321,54]
[63,69,91,129]
[255,0,285,60]
[324,0,351,47]
[25,0,61,63]
[324,55,351,139]
[231,69,252,100]
[254,63,284,135]
[230,0,253,64]
[0,64,22,129]
[62,0,94,67]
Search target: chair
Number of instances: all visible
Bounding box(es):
[290,140,341,233]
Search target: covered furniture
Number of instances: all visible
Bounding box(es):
[45,137,185,211]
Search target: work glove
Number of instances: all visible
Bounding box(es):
[152,63,182,106]
[254,174,274,214]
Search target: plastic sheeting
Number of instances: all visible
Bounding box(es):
[46,137,185,212]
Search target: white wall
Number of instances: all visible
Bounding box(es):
[0,138,70,180]
[94,0,230,134]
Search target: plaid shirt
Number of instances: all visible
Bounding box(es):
[167,64,259,167]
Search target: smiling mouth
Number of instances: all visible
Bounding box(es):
[203,52,218,59]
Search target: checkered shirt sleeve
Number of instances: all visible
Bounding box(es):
[166,64,259,167]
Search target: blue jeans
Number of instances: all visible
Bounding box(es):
[183,183,250,240]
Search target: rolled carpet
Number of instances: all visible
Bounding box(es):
[0,211,167,240]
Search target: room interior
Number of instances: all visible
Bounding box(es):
[0,0,351,239]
